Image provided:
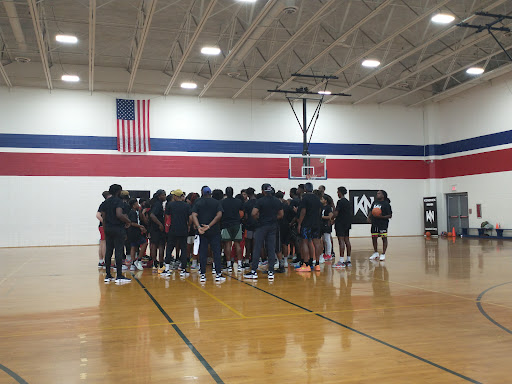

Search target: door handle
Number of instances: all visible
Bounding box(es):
[449,216,458,218]
[460,216,468,218]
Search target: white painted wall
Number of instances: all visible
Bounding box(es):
[425,71,512,232]
[0,87,427,247]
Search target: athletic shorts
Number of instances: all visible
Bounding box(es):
[335,225,351,237]
[187,236,195,245]
[99,226,105,241]
[371,224,388,238]
[300,226,321,240]
[246,230,255,240]
[150,229,166,245]
[279,225,290,245]
[221,224,243,241]
[130,236,146,248]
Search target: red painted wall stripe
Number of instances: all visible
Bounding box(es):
[0,148,511,178]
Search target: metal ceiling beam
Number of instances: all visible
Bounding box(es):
[409,60,512,107]
[351,0,508,104]
[89,0,96,92]
[309,0,452,97]
[27,0,52,90]
[127,0,158,94]
[198,0,276,98]
[383,42,512,105]
[232,0,336,100]
[0,61,11,88]
[264,0,393,100]
[164,0,217,96]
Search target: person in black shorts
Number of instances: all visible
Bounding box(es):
[244,183,283,280]
[96,190,111,268]
[220,186,243,273]
[127,198,147,271]
[162,189,192,278]
[276,191,292,270]
[368,190,392,261]
[149,189,166,272]
[297,182,322,272]
[99,184,132,284]
[320,193,334,263]
[333,186,352,268]
[243,187,257,267]
[192,186,224,283]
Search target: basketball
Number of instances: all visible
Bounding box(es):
[372,207,382,217]
[425,232,431,237]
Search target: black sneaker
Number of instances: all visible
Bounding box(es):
[267,271,274,280]
[244,271,258,279]
[200,274,206,283]
[215,274,226,282]
[345,260,352,267]
[104,275,114,283]
[115,276,131,284]
[98,261,105,269]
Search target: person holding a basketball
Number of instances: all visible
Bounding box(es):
[368,190,392,261]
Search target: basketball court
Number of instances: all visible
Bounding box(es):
[1,238,512,383]
[2,0,512,383]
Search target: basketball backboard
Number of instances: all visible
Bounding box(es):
[289,155,327,180]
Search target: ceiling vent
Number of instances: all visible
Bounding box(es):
[15,56,30,63]
[283,0,298,14]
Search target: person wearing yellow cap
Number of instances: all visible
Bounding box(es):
[162,189,192,278]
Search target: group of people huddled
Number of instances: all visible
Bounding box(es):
[97,182,392,284]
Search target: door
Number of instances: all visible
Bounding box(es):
[446,193,469,235]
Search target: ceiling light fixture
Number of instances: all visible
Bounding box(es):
[237,0,257,3]
[318,90,332,95]
[201,46,221,55]
[181,82,198,89]
[466,67,484,75]
[56,35,78,43]
[362,59,380,68]
[431,13,455,24]
[61,75,80,82]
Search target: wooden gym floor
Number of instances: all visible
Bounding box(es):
[1,237,512,384]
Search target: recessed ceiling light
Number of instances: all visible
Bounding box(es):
[56,35,78,43]
[318,90,331,95]
[181,82,197,89]
[237,0,257,2]
[362,59,380,68]
[201,46,221,55]
[61,75,80,82]
[431,13,455,24]
[466,67,484,75]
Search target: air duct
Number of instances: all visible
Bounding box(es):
[3,1,28,52]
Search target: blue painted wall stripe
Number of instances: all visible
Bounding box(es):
[1,130,512,156]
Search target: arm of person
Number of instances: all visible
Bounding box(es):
[323,211,333,220]
[277,208,284,220]
[150,212,164,231]
[96,211,103,224]
[208,211,222,228]
[191,212,202,233]
[116,207,130,224]
[297,207,306,232]
[251,207,259,220]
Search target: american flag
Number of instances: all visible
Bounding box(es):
[116,98,150,152]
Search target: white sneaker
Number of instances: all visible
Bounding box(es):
[135,260,143,271]
[237,264,243,273]
[379,254,386,261]
[369,252,380,260]
[284,259,288,268]
[200,274,206,283]
[130,265,136,271]
[319,255,325,264]
[215,274,226,282]
[274,261,279,270]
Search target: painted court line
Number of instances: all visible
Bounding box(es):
[476,281,512,335]
[229,275,482,384]
[0,363,29,384]
[132,274,224,384]
[185,279,246,318]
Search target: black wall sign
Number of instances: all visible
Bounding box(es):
[349,190,378,224]
[423,196,438,235]
[128,190,151,200]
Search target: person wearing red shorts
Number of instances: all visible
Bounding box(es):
[96,191,111,268]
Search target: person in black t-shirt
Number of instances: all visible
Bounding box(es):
[120,190,131,264]
[185,192,200,270]
[96,190,111,268]
[192,186,224,283]
[162,189,192,277]
[288,187,301,263]
[221,187,244,272]
[244,183,283,280]
[99,184,132,284]
[368,190,393,262]
[277,191,292,269]
[243,187,257,266]
[321,194,333,263]
[297,183,323,272]
[149,189,166,271]
[333,186,352,268]
[127,198,147,271]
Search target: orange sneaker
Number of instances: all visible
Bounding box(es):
[314,265,320,271]
[296,265,311,272]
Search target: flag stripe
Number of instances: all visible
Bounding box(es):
[116,98,150,153]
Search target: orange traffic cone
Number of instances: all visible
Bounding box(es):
[496,223,500,229]
[452,227,456,237]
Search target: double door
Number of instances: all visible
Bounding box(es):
[446,193,469,235]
